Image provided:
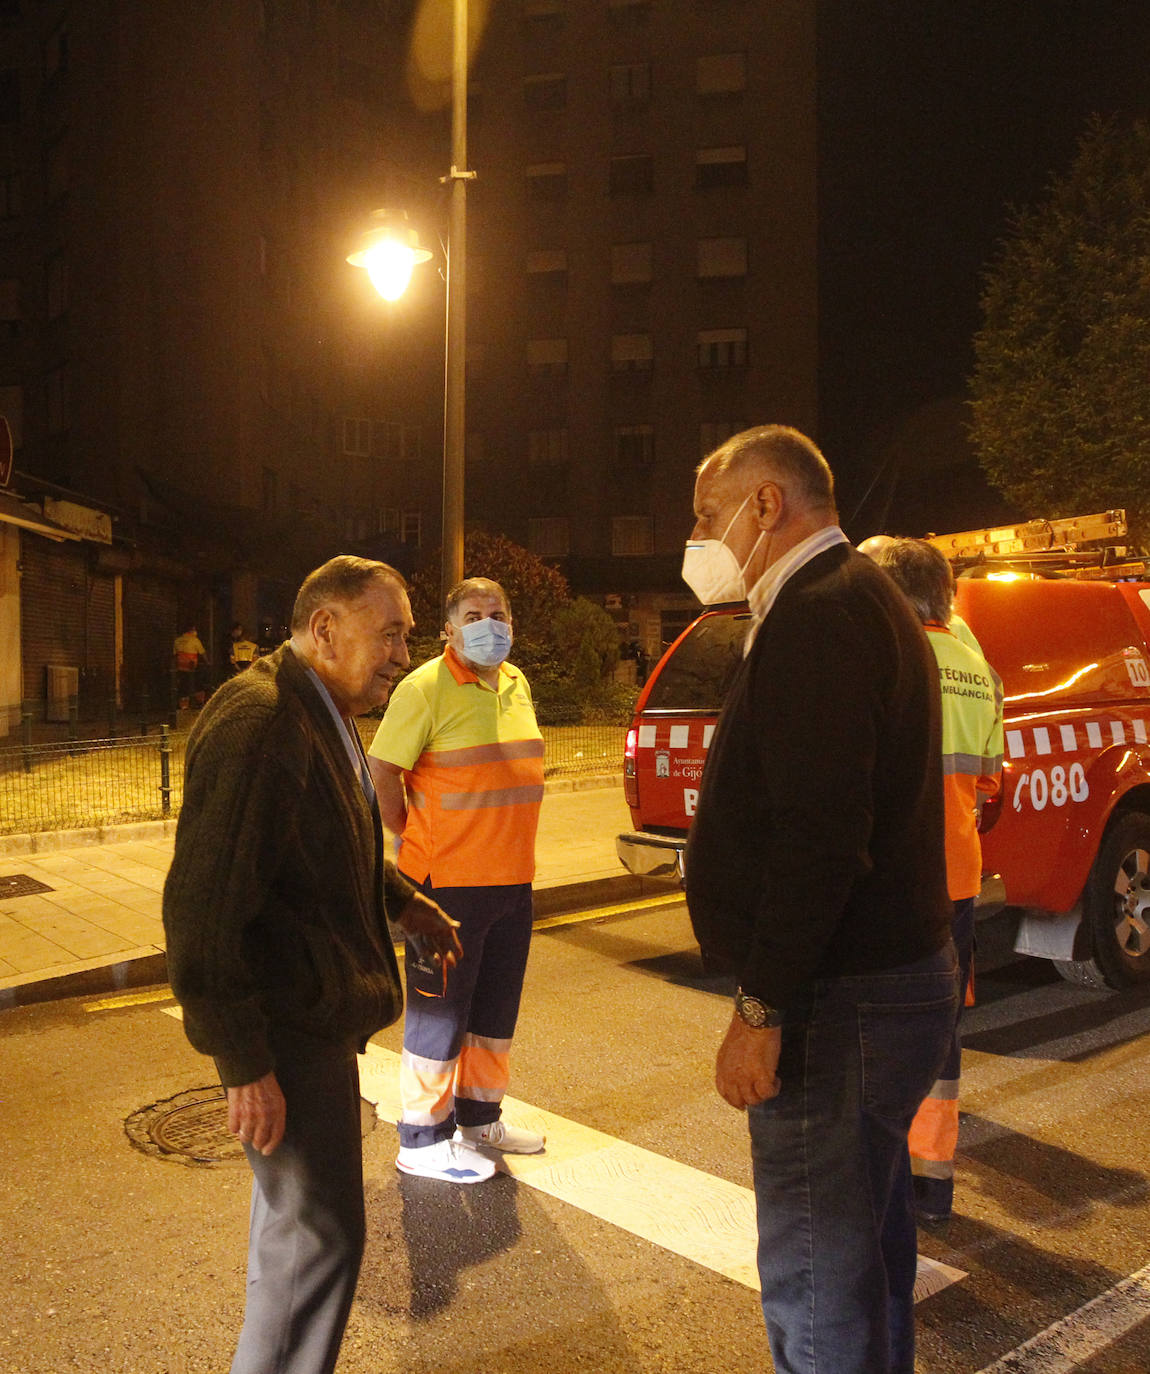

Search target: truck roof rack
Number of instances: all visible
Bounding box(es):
[925,510,1149,579]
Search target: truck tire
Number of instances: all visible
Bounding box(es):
[1078,811,1150,990]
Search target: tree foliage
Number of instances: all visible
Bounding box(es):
[969,117,1150,543]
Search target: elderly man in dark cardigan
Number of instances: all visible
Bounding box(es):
[163,556,461,1374]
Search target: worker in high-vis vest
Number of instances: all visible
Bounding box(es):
[173,624,207,709]
[228,623,260,675]
[367,576,546,1183]
[874,539,1003,1223]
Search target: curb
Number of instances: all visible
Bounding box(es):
[0,860,679,1015]
[0,774,624,858]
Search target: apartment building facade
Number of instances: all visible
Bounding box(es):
[0,0,814,719]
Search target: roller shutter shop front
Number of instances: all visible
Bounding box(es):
[20,534,116,718]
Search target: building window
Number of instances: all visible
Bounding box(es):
[527,248,568,278]
[401,510,421,545]
[526,161,568,201]
[0,173,19,219]
[615,424,654,466]
[609,153,653,195]
[261,466,278,515]
[611,241,652,285]
[609,62,650,110]
[696,145,748,189]
[45,364,67,434]
[697,328,748,369]
[0,276,17,338]
[0,70,18,124]
[0,384,23,447]
[529,517,570,556]
[343,417,371,456]
[700,420,746,456]
[697,51,746,96]
[46,255,67,319]
[524,73,566,110]
[698,237,748,279]
[611,333,653,372]
[44,138,68,205]
[527,337,569,376]
[528,427,569,465]
[371,420,402,461]
[43,25,68,80]
[377,507,400,536]
[612,515,653,556]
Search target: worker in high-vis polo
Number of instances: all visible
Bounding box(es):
[367,576,546,1183]
[874,539,1003,1223]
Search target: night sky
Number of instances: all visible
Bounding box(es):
[817,0,1150,538]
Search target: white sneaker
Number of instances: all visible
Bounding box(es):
[457,1120,546,1154]
[396,1137,497,1183]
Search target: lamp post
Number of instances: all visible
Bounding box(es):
[347,0,474,613]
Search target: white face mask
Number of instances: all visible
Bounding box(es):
[681,493,765,604]
[458,616,512,668]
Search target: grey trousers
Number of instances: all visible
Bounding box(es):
[228,1027,366,1374]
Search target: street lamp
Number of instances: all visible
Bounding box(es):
[346,209,433,302]
[346,0,474,612]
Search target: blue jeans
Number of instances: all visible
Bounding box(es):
[748,944,958,1374]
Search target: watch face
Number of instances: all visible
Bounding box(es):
[736,992,769,1028]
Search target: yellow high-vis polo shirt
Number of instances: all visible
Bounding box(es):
[369,646,545,887]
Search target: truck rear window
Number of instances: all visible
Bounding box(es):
[645,612,753,712]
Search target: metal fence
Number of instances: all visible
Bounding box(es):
[0,721,625,837]
[0,729,186,836]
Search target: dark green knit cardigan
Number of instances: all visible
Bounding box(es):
[162,643,414,1086]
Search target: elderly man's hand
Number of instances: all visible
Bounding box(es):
[715,1017,782,1110]
[227,1071,286,1155]
[395,891,463,967]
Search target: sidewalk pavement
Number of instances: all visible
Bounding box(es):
[0,776,677,1011]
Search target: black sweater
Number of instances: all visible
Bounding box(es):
[163,644,413,1086]
[684,544,952,1009]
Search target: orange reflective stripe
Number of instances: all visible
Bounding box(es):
[399,1050,457,1126]
[908,1093,959,1164]
[455,1036,510,1104]
[441,784,545,811]
[424,739,545,769]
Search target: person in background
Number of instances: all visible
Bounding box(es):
[228,622,260,675]
[368,576,546,1184]
[173,623,207,709]
[872,537,1003,1223]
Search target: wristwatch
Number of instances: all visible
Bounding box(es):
[735,988,784,1029]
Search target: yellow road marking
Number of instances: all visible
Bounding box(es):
[85,987,173,1013]
[533,890,683,931]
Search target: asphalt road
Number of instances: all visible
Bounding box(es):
[2,898,1150,1373]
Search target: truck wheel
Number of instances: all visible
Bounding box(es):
[1080,811,1150,990]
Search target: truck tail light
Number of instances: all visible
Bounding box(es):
[624,726,639,809]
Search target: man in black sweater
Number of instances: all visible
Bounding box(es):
[682,427,956,1374]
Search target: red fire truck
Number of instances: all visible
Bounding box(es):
[617,512,1150,990]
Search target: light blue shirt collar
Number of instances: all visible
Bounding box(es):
[293,646,376,803]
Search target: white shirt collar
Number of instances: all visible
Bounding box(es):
[744,525,849,653]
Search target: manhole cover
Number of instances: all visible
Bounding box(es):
[125,1086,244,1166]
[125,1085,377,1167]
[0,873,54,898]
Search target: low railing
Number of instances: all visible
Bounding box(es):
[0,721,626,836]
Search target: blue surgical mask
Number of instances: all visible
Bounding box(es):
[458,617,513,668]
